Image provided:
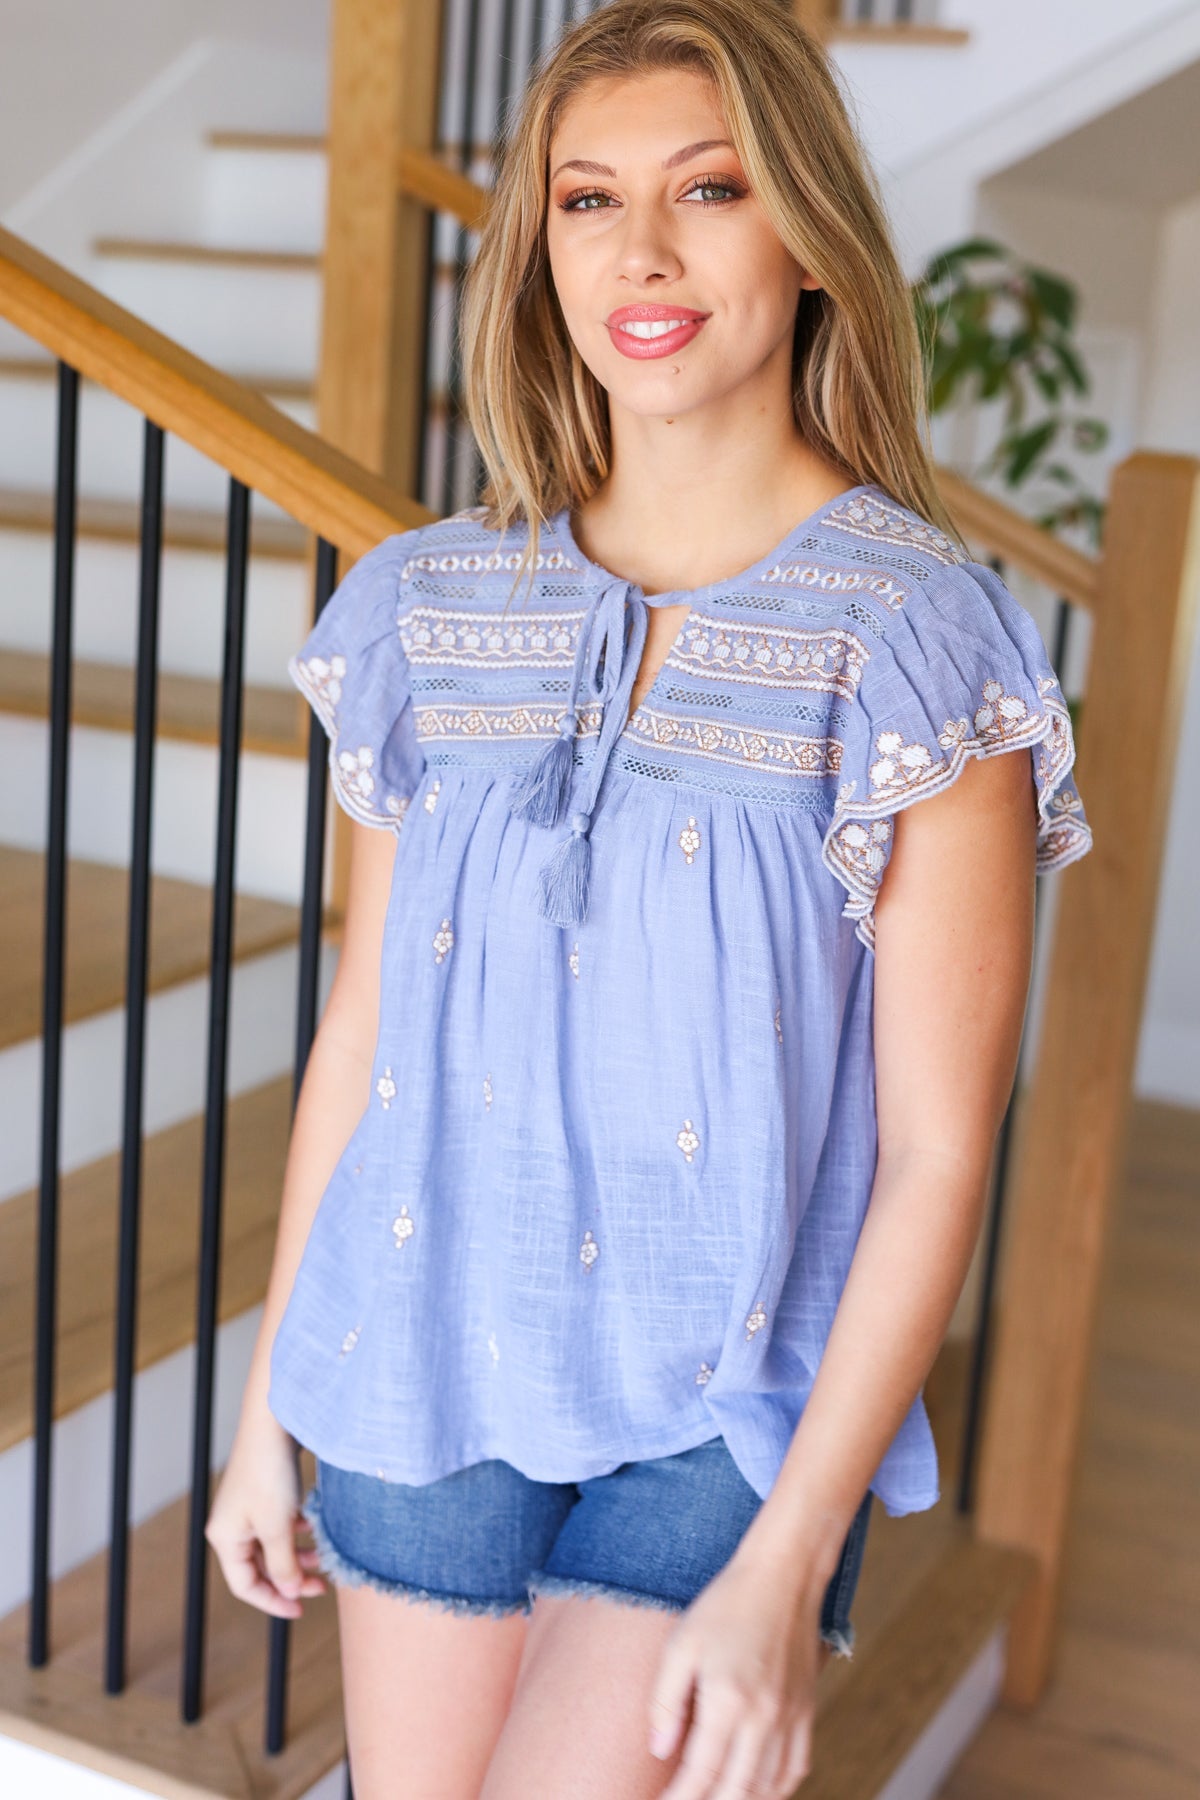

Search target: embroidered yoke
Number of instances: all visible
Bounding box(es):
[267,482,1093,1516]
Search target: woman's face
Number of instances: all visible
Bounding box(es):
[544,67,819,425]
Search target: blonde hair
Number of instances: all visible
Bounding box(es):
[458,0,961,598]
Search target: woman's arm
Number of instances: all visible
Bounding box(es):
[733,744,1039,1586]
[235,819,399,1433]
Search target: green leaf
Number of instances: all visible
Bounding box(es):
[999,418,1059,485]
[1027,269,1077,331]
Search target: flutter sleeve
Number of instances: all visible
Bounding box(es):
[822,558,1093,951]
[288,529,426,830]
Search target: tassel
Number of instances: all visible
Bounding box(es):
[537,811,592,927]
[508,719,576,827]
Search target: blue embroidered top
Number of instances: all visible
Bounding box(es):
[267,482,1093,1518]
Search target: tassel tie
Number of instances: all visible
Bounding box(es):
[508,574,650,929]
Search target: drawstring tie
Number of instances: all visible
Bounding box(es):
[508,574,650,928]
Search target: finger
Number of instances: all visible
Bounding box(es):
[261,1527,309,1599]
[660,1687,740,1800]
[707,1715,779,1800]
[779,1715,815,1792]
[648,1639,698,1761]
[217,1540,305,1618]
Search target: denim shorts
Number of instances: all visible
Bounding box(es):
[302,1435,873,1659]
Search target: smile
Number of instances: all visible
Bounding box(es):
[606,316,707,360]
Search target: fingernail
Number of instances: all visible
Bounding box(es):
[649,1727,672,1757]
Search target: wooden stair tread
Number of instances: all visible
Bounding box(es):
[0,1452,343,1800]
[807,1531,1036,1795]
[0,1074,295,1454]
[93,238,320,273]
[0,646,307,758]
[0,844,310,1051]
[0,355,314,403]
[0,487,309,558]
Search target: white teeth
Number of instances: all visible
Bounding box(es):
[617,318,693,339]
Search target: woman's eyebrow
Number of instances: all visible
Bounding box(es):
[550,138,736,181]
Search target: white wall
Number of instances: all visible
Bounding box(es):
[0,0,328,215]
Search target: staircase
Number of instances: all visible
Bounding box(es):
[0,4,1194,1797]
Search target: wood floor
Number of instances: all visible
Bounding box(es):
[936,1095,1200,1798]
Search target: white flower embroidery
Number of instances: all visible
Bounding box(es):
[487,1330,500,1363]
[433,917,454,963]
[579,1229,600,1273]
[338,1323,362,1358]
[678,817,701,864]
[745,1302,767,1342]
[391,1205,414,1249]
[695,1362,714,1386]
[676,1119,700,1163]
[483,1072,493,1111]
[376,1066,396,1110]
[568,942,580,980]
[423,778,442,814]
[773,1001,783,1048]
[337,745,376,802]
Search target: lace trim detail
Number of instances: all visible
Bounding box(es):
[666,615,867,697]
[400,605,583,667]
[415,701,604,744]
[822,672,1092,951]
[624,705,841,781]
[823,495,967,567]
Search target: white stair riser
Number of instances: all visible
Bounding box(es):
[202,147,327,254]
[0,1305,262,1618]
[0,942,337,1204]
[0,1738,346,1800]
[0,528,310,686]
[0,716,312,897]
[0,374,313,514]
[90,259,321,380]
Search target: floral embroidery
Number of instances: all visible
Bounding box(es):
[338,1323,362,1359]
[568,942,580,980]
[400,605,579,667]
[433,918,454,964]
[764,562,909,612]
[423,778,442,813]
[824,495,966,567]
[669,616,865,697]
[290,651,346,731]
[487,1330,500,1363]
[391,1205,414,1249]
[822,672,1092,951]
[745,1301,768,1342]
[337,745,376,803]
[695,1361,714,1386]
[676,1119,700,1163]
[773,1001,783,1048]
[385,793,410,824]
[414,700,603,746]
[678,817,701,864]
[401,547,581,583]
[376,1066,396,1110]
[483,1072,493,1110]
[579,1228,600,1273]
[626,707,841,781]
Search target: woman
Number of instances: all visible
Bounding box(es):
[206,3,1093,1796]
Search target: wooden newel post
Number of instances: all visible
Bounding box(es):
[317,0,445,910]
[973,452,1200,1704]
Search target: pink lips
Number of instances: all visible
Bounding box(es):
[606,303,709,361]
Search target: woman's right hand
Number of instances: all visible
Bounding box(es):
[205,1411,328,1619]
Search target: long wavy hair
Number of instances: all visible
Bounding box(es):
[458,0,961,599]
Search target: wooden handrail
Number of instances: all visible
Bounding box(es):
[935,466,1099,610]
[0,225,434,559]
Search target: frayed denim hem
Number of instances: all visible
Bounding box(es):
[300,1488,532,1620]
[526,1569,688,1615]
[820,1624,855,1660]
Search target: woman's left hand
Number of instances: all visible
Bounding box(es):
[647,1549,830,1798]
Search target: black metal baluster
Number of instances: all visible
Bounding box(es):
[263,536,339,1757]
[104,418,166,1691]
[181,477,251,1722]
[28,361,79,1668]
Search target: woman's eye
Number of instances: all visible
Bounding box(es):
[681,177,745,206]
[560,187,612,212]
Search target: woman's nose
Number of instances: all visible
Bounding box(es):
[610,205,684,283]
